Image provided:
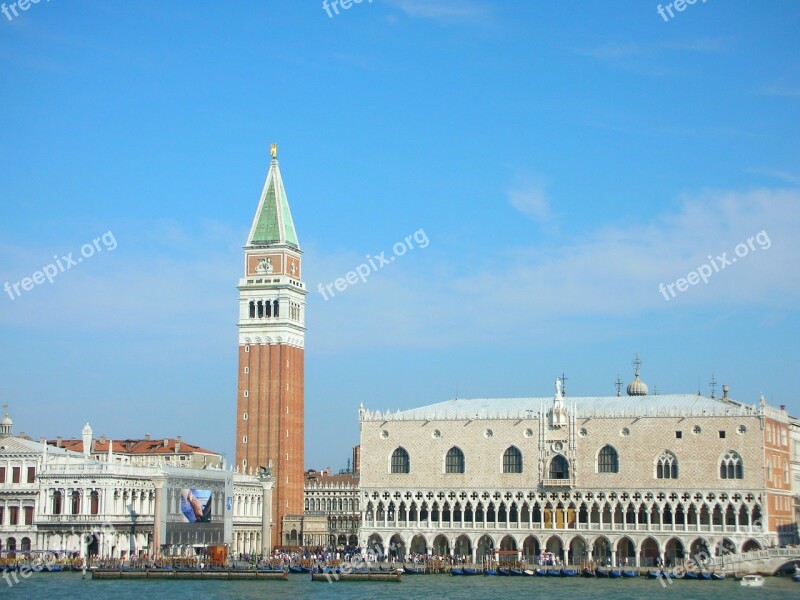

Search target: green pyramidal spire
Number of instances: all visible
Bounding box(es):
[247,144,299,248]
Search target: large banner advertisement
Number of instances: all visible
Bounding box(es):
[180,489,213,523]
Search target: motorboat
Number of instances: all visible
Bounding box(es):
[740,574,765,587]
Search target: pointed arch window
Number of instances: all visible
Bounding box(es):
[503,446,523,473]
[598,445,619,473]
[656,451,678,479]
[390,447,409,474]
[720,451,743,479]
[548,454,569,479]
[445,447,465,474]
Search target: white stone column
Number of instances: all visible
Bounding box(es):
[260,476,274,557]
[152,476,167,557]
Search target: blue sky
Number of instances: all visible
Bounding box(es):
[1,0,798,470]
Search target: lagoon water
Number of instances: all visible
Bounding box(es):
[4,572,799,600]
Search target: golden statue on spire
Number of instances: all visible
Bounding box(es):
[270,143,278,159]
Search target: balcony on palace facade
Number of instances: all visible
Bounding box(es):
[541,478,573,488]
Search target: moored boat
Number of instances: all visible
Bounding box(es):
[740,574,764,587]
[710,572,726,580]
[609,569,621,578]
[582,568,596,577]
[622,569,638,578]
[560,568,578,577]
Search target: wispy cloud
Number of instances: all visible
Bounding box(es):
[757,83,800,98]
[306,188,800,351]
[572,43,639,60]
[508,180,553,223]
[382,0,490,23]
[746,168,800,186]
[661,37,729,53]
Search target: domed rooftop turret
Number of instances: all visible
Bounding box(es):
[626,354,649,396]
[0,412,13,437]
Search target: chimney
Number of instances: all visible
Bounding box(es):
[175,440,181,454]
[176,435,182,441]
[722,385,730,399]
[163,438,169,447]
[780,404,786,411]
[39,437,46,444]
[99,434,107,444]
[56,436,62,448]
[144,434,150,441]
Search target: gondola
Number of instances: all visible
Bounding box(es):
[510,568,523,576]
[596,568,610,578]
[684,571,699,580]
[497,568,510,576]
[560,568,578,577]
[622,569,639,578]
[484,569,498,576]
[463,568,479,576]
[450,568,464,576]
[523,569,535,576]
[699,572,711,580]
[710,572,726,580]
[288,566,304,574]
[403,566,424,575]
[581,568,596,577]
[534,568,547,576]
[609,569,621,578]
[546,568,561,576]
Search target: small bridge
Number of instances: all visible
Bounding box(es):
[705,547,800,575]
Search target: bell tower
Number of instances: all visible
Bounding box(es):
[235,144,306,548]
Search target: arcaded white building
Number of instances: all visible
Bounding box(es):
[358,368,797,567]
[0,415,273,559]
